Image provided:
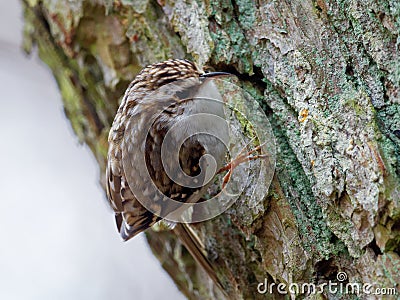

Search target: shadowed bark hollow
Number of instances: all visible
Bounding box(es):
[22,0,399,299]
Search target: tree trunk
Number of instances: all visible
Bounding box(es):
[22,0,399,298]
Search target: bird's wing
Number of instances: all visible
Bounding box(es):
[120,98,207,224]
[106,131,160,240]
[106,90,162,240]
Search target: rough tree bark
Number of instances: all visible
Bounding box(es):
[22,0,399,299]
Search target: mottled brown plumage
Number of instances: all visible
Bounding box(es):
[107,59,203,236]
[106,59,229,294]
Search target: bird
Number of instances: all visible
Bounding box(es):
[106,58,232,294]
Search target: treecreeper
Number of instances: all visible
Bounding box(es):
[106,59,267,296]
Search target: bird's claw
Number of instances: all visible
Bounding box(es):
[217,141,268,190]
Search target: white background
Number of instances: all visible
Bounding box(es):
[0,1,185,299]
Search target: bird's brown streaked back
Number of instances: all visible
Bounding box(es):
[106,59,206,238]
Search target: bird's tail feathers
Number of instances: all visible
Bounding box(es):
[173,223,227,297]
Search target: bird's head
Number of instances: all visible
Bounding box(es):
[128,59,230,93]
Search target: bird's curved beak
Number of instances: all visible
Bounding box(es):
[200,71,232,78]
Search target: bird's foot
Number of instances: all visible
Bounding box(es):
[217,142,268,190]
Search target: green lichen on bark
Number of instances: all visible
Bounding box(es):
[22,0,400,298]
